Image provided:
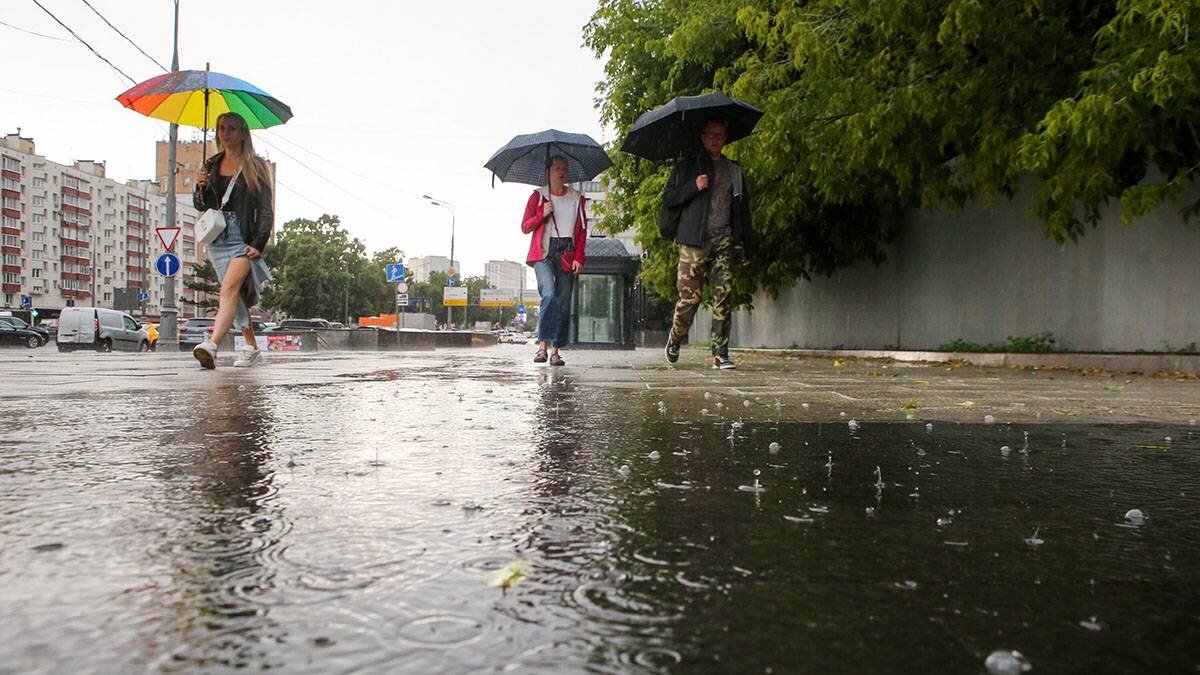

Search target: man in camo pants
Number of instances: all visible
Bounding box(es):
[661,120,753,369]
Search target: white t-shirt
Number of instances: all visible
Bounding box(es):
[539,187,580,252]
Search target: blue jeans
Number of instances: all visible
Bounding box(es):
[533,237,575,348]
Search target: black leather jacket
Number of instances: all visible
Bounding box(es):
[193,151,273,252]
[662,153,753,251]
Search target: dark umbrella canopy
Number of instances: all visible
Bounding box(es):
[485,129,612,186]
[620,92,764,161]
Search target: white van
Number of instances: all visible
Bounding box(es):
[56,307,151,352]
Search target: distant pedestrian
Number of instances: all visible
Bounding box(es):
[661,119,753,369]
[191,112,274,369]
[522,156,587,366]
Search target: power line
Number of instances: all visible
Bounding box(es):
[274,177,332,214]
[260,129,511,214]
[28,0,136,85]
[77,0,168,72]
[261,129,425,200]
[0,17,71,40]
[253,134,407,223]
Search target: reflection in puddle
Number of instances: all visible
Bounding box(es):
[0,372,1198,672]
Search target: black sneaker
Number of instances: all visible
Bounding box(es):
[664,340,680,364]
[533,347,548,363]
[712,355,736,370]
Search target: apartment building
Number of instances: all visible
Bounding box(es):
[406,255,460,283]
[1,130,204,316]
[484,259,524,294]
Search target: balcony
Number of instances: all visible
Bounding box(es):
[60,289,90,298]
[2,283,19,293]
[1,245,19,256]
[128,250,148,260]
[2,264,19,274]
[1,169,19,181]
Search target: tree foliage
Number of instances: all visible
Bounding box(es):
[586,0,1200,300]
[181,259,219,313]
[260,214,399,322]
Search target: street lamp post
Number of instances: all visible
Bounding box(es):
[422,195,455,328]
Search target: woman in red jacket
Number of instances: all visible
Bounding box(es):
[521,156,587,366]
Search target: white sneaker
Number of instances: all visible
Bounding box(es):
[234,347,262,368]
[192,340,218,369]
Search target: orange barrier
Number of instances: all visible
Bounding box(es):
[358,315,398,327]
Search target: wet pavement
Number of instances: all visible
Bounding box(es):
[1,346,1198,673]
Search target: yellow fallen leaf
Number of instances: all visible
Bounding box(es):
[833,359,844,367]
[959,401,976,407]
[484,559,531,588]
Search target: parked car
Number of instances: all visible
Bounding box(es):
[272,318,331,331]
[328,321,346,329]
[0,321,43,348]
[40,318,59,338]
[178,317,216,351]
[56,307,151,352]
[0,315,50,346]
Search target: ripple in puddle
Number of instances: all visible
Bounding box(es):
[386,614,485,648]
[569,581,680,625]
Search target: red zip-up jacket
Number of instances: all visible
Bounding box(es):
[521,188,588,268]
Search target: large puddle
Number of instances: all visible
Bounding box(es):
[1,366,1197,672]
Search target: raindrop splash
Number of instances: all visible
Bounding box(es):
[984,650,1032,675]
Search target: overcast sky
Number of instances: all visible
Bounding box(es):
[0,0,610,282]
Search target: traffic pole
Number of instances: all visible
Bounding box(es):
[158,0,181,344]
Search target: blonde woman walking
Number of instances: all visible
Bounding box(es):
[191,112,274,369]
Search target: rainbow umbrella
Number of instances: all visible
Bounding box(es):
[116,67,292,155]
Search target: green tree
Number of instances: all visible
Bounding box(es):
[585,0,1200,301]
[181,259,218,313]
[260,214,397,323]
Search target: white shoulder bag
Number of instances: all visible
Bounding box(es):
[196,167,242,245]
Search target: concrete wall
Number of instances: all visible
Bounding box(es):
[691,185,1200,352]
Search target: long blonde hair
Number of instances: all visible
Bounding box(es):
[215,112,269,196]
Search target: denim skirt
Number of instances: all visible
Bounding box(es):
[207,212,272,329]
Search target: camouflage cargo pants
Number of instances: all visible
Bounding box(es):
[669,235,733,356]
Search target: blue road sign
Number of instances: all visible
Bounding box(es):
[139,291,149,303]
[446,276,456,287]
[19,295,32,309]
[156,252,180,277]
[385,263,405,282]
[517,304,526,314]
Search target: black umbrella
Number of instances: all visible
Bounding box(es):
[620,92,764,161]
[485,129,612,186]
